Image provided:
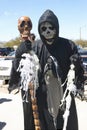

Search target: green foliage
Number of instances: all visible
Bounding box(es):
[3,37,87,48]
[74,40,87,47]
[4,37,21,47]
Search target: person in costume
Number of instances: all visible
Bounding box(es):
[8,16,35,130]
[32,9,85,130]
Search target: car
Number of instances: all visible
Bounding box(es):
[77,45,83,52]
[0,47,14,56]
[0,51,15,83]
[77,45,87,54]
[79,49,87,55]
[81,55,87,85]
[77,47,87,75]
[80,55,87,75]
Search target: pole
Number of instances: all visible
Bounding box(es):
[29,81,41,130]
[80,27,81,40]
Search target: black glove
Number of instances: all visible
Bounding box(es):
[15,40,32,58]
[70,54,80,66]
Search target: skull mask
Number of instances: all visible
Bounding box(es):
[40,22,56,45]
[18,16,32,39]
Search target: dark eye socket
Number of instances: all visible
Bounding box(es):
[27,21,32,28]
[20,21,32,28]
[41,27,47,31]
[20,21,25,27]
[49,26,54,30]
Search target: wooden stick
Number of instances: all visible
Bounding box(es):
[29,82,41,130]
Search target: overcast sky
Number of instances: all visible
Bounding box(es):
[0,0,87,42]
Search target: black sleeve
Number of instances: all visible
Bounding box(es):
[15,40,32,58]
[32,40,43,58]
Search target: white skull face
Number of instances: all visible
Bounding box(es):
[40,22,56,45]
[18,16,32,38]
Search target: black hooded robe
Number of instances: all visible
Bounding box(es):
[33,9,84,130]
[8,10,84,130]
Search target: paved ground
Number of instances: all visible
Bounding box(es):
[75,98,87,130]
[0,85,24,130]
[0,84,87,130]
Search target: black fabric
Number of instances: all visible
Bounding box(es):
[36,84,56,130]
[8,9,85,130]
[8,59,21,91]
[38,9,59,38]
[15,40,32,58]
[8,40,32,88]
[32,9,85,130]
[33,39,80,130]
[57,95,78,130]
[8,40,35,130]
[21,90,35,130]
[36,9,84,88]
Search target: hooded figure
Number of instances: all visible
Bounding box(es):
[33,9,85,130]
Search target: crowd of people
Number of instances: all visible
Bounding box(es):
[8,9,85,130]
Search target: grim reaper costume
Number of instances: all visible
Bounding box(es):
[8,12,85,130]
[32,9,85,130]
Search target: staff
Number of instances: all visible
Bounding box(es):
[17,52,41,130]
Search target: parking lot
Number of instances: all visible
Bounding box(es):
[0,84,87,130]
[0,85,24,130]
[75,97,87,130]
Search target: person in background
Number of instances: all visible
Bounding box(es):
[32,9,85,130]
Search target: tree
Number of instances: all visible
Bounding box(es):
[4,37,20,47]
[75,40,87,47]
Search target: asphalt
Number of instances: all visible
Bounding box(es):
[0,85,87,130]
[75,98,87,130]
[0,85,24,130]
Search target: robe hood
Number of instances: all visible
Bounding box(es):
[38,9,59,44]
